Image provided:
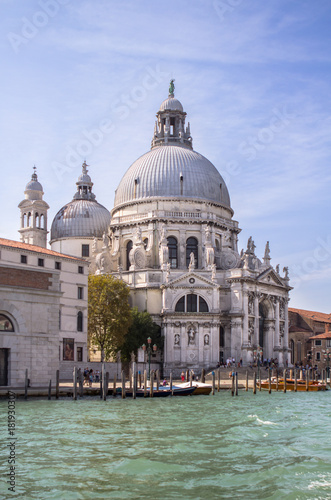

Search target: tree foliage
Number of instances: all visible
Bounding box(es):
[120,307,163,362]
[88,274,132,361]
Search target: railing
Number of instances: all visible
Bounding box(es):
[111,210,238,228]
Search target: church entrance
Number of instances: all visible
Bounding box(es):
[0,348,9,386]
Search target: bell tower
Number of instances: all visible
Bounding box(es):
[18,167,49,248]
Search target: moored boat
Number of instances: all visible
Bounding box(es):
[260,377,327,391]
[115,386,196,397]
[175,381,212,395]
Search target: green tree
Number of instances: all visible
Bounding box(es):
[88,274,132,361]
[120,307,163,362]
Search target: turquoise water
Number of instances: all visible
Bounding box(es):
[1,391,331,500]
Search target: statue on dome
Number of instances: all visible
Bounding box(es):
[169,79,175,96]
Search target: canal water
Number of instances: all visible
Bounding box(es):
[1,390,331,499]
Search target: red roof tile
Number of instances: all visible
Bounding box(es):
[310,332,331,340]
[0,238,85,262]
[289,307,331,323]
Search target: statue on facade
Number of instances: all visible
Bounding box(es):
[204,334,209,346]
[188,327,195,345]
[188,252,195,271]
[174,334,180,346]
[102,232,109,248]
[283,266,289,280]
[211,263,217,281]
[169,79,175,96]
[276,264,280,274]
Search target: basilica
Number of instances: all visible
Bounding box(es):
[29,82,291,376]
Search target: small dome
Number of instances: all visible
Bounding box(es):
[50,200,110,240]
[77,173,92,183]
[159,97,184,112]
[50,161,111,242]
[25,169,43,192]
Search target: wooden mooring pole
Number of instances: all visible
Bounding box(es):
[24,369,28,400]
[169,371,173,391]
[78,369,84,398]
[143,370,147,397]
[56,369,59,399]
[189,370,193,387]
[268,368,272,394]
[283,369,287,393]
[231,374,235,397]
[121,370,126,399]
[253,372,256,394]
[306,369,309,392]
[132,362,137,400]
[212,371,215,395]
[113,374,117,397]
[73,367,77,400]
[48,379,52,400]
[217,368,220,392]
[235,372,238,396]
[150,371,154,398]
[245,371,248,391]
[294,369,298,392]
[201,368,205,384]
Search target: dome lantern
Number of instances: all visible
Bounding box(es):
[151,80,192,150]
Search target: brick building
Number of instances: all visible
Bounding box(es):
[288,307,331,369]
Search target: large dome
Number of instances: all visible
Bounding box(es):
[114,145,230,209]
[50,199,110,240]
[50,161,110,241]
[114,85,230,210]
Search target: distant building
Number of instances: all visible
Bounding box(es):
[288,308,331,368]
[0,170,88,387]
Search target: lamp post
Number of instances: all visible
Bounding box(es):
[253,346,263,380]
[142,337,157,380]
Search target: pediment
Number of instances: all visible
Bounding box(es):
[163,271,218,290]
[256,268,285,287]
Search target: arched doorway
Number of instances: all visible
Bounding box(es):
[0,314,14,386]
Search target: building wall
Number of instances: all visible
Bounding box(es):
[0,241,88,386]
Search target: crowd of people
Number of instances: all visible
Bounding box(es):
[83,368,100,387]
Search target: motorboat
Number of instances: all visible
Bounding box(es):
[260,377,327,391]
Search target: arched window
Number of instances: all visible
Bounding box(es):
[77,311,83,332]
[0,314,14,331]
[40,214,44,229]
[126,240,133,270]
[167,236,178,268]
[175,294,209,313]
[27,212,31,226]
[186,237,198,268]
[35,212,39,227]
[23,213,27,227]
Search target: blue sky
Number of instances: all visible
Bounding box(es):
[1,0,330,312]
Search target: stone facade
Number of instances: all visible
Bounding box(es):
[0,238,88,386]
